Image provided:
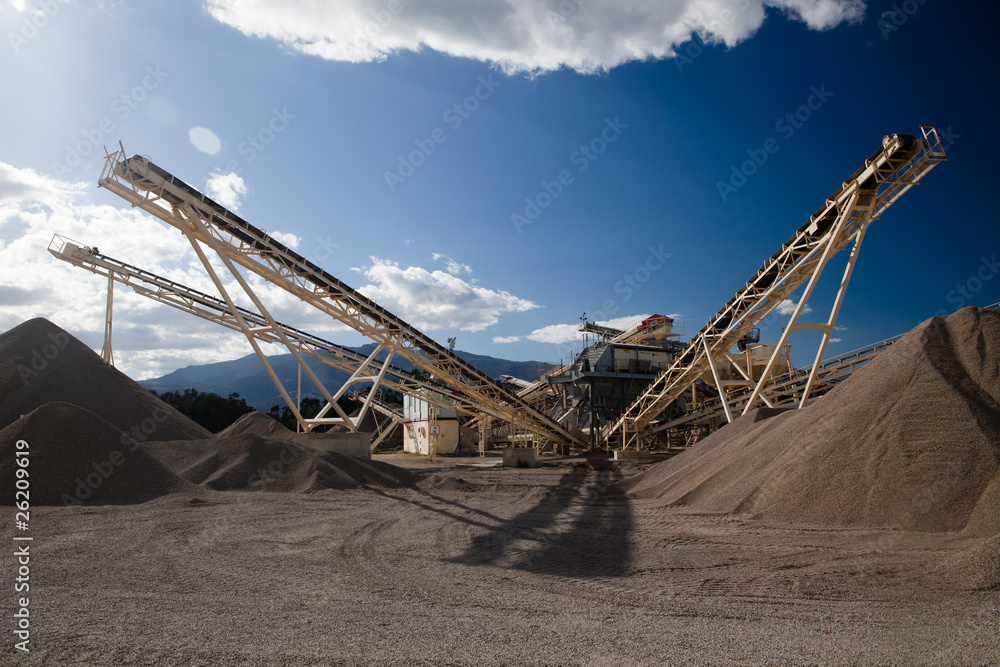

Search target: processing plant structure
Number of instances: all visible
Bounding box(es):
[51,127,947,455]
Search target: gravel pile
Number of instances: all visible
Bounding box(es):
[0,401,194,504]
[618,307,1000,535]
[217,411,294,440]
[940,534,1000,590]
[142,434,417,492]
[0,318,211,441]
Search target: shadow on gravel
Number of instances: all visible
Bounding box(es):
[449,467,634,578]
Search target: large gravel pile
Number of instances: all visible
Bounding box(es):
[618,307,1000,535]
[142,434,417,491]
[0,318,211,441]
[217,411,294,440]
[0,401,194,504]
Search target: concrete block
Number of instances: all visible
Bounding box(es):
[294,431,371,460]
[502,447,538,468]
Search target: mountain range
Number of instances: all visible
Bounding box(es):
[138,344,547,410]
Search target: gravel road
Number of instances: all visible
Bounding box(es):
[2,455,997,666]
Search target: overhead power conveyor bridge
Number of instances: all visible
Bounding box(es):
[97,148,585,447]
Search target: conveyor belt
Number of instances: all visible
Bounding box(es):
[97,151,584,447]
[605,128,946,446]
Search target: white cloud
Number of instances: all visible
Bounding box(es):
[270,231,301,249]
[0,162,86,204]
[204,0,866,74]
[833,324,847,331]
[432,252,472,276]
[526,323,582,344]
[776,297,813,316]
[205,170,248,212]
[354,256,537,332]
[829,337,842,343]
[503,313,654,345]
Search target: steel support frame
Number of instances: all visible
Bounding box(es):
[47,235,482,426]
[97,150,584,448]
[605,128,945,447]
[179,215,355,432]
[101,271,114,365]
[742,190,872,414]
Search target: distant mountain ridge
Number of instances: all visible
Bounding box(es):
[139,344,546,410]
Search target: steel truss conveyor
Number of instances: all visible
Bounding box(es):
[97,149,584,446]
[605,127,947,448]
[48,235,487,447]
[652,333,902,434]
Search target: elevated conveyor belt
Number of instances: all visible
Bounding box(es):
[97,150,584,447]
[48,235,504,422]
[652,335,901,433]
[605,128,947,447]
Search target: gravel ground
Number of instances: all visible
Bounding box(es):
[2,455,997,666]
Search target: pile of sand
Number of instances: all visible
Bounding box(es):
[0,318,211,441]
[0,402,194,504]
[940,535,1000,590]
[217,411,294,440]
[618,307,1000,536]
[142,434,417,492]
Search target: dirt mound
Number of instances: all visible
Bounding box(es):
[618,307,1000,534]
[217,411,294,440]
[615,407,799,513]
[0,318,211,441]
[142,434,416,492]
[0,401,194,505]
[941,535,1000,591]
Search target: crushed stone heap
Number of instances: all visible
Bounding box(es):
[0,318,211,442]
[0,401,194,505]
[617,307,1000,536]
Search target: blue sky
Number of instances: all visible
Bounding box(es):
[1,0,997,380]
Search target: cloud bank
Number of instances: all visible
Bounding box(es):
[205,0,867,74]
[355,256,538,332]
